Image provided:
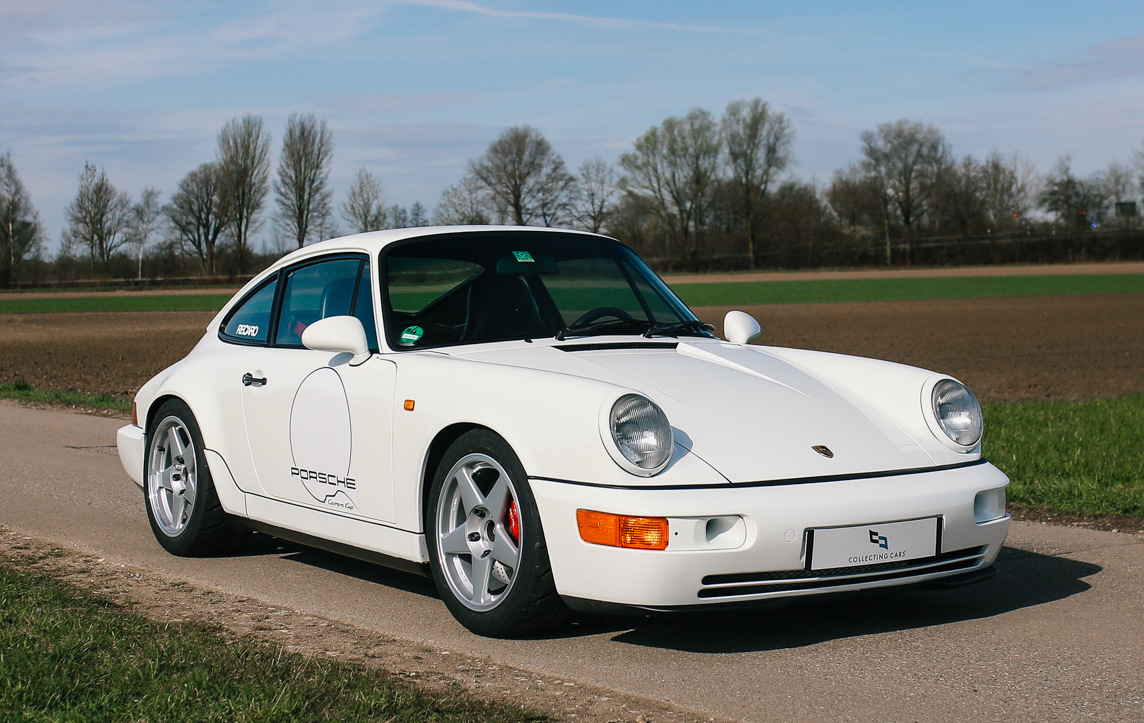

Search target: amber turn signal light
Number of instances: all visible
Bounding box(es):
[576,509,669,550]
[403,399,415,411]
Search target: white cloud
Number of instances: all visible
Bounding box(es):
[0,1,384,88]
[1010,32,1144,91]
[390,0,763,35]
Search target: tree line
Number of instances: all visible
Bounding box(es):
[3,99,1144,286]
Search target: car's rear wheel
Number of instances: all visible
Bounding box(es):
[426,429,568,637]
[144,399,245,556]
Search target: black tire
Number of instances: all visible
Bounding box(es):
[425,429,568,637]
[144,399,246,556]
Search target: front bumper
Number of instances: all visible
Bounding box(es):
[117,424,145,488]
[530,461,1011,610]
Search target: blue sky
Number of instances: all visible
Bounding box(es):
[3,0,1144,250]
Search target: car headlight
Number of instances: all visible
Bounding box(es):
[931,379,983,447]
[607,394,673,475]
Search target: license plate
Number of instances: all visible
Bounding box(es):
[810,517,938,571]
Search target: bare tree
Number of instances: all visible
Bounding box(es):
[62,162,132,274]
[406,201,428,227]
[165,163,230,275]
[0,152,45,288]
[938,156,984,237]
[1134,137,1144,197]
[274,113,334,248]
[127,187,161,280]
[570,158,618,234]
[721,98,794,268]
[436,173,494,225]
[826,162,882,235]
[1103,161,1136,203]
[1039,155,1108,229]
[217,114,271,273]
[387,204,410,229]
[620,108,722,263]
[469,126,572,226]
[860,120,951,264]
[1105,161,1139,226]
[341,167,387,233]
[980,150,1036,230]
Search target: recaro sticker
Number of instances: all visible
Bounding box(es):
[400,325,424,345]
[512,251,534,262]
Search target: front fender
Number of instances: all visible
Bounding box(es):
[389,353,728,532]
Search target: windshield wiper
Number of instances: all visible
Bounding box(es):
[555,318,656,340]
[641,320,715,338]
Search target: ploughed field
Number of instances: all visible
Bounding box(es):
[1,292,1142,403]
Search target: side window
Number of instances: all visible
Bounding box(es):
[354,260,378,350]
[220,277,278,344]
[275,258,363,347]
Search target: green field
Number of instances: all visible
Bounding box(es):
[673,273,1144,307]
[0,381,131,412]
[2,273,1143,314]
[0,294,234,314]
[984,394,1144,517]
[0,562,544,723]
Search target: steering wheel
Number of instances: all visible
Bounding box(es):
[571,307,633,328]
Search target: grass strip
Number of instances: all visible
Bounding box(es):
[675,273,1144,307]
[984,394,1144,518]
[0,381,131,412]
[0,563,545,723]
[0,294,233,314]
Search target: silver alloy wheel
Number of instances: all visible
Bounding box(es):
[434,453,522,612]
[147,415,199,537]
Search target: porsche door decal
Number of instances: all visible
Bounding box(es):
[289,367,357,511]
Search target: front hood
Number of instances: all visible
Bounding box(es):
[454,340,938,484]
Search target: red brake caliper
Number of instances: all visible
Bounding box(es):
[507,500,520,543]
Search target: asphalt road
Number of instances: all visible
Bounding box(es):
[2,402,1141,722]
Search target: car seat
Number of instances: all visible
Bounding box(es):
[461,274,548,341]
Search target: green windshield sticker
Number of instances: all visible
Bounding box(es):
[399,325,424,345]
[512,251,535,262]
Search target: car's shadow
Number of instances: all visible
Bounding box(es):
[224,539,1099,650]
[241,533,442,598]
[581,546,1100,652]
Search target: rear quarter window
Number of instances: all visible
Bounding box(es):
[220,277,278,344]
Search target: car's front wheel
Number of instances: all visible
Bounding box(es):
[144,399,245,556]
[426,429,567,637]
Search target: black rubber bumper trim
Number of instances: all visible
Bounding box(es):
[561,563,1000,617]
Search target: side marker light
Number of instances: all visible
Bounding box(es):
[403,400,415,411]
[576,509,669,550]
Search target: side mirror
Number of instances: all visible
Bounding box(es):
[723,310,761,344]
[301,316,371,365]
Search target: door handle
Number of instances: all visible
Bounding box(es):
[242,372,267,387]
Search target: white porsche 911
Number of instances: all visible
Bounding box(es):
[117,227,1010,637]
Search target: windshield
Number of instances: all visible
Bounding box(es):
[381,232,705,349]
